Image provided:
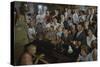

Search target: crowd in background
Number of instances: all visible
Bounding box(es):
[14,3,97,65]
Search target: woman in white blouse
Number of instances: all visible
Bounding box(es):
[86,29,96,48]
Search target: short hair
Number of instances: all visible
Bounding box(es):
[27,45,36,50]
[24,44,36,52]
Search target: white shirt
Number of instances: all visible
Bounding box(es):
[68,20,73,26]
[78,54,92,61]
[87,35,96,47]
[72,13,79,24]
[28,27,36,39]
[79,15,86,22]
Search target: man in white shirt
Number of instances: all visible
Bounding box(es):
[79,11,86,23]
[64,8,68,20]
[72,9,79,24]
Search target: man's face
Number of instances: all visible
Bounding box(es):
[77,25,82,32]
[28,46,36,55]
[65,8,67,12]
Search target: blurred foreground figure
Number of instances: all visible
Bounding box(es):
[19,44,48,65]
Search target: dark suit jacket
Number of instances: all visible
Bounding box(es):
[75,31,87,45]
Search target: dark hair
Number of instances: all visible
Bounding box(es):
[27,13,32,16]
[91,40,97,49]
[80,10,85,14]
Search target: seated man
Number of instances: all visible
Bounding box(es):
[19,44,48,65]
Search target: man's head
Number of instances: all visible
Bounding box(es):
[65,8,68,12]
[87,29,93,37]
[77,24,83,32]
[26,45,37,55]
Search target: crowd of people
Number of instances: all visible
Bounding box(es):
[14,3,97,65]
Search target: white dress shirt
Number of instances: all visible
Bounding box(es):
[87,35,96,47]
[72,13,79,24]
